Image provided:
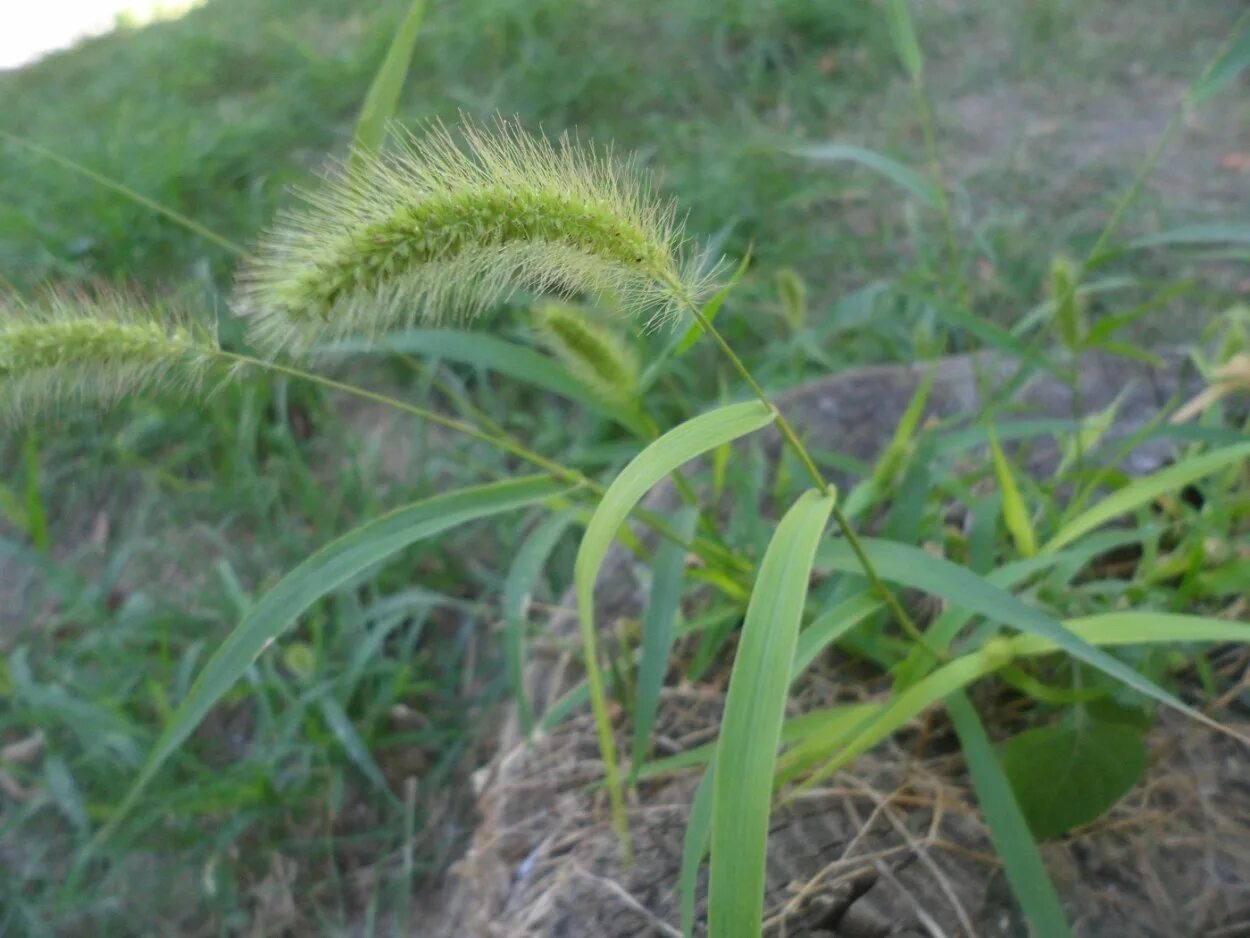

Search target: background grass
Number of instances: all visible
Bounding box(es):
[1,0,1247,933]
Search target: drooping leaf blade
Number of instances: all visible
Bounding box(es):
[788,143,939,209]
[709,490,835,938]
[817,538,1229,733]
[92,476,566,852]
[576,402,775,841]
[315,328,647,434]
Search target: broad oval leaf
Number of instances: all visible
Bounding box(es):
[93,475,567,851]
[574,401,775,840]
[709,489,835,938]
[999,718,1147,839]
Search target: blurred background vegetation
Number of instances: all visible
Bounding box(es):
[0,0,1246,933]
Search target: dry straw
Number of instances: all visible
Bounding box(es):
[0,289,219,418]
[236,117,718,352]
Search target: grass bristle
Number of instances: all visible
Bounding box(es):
[0,288,220,419]
[235,117,721,353]
[533,302,640,405]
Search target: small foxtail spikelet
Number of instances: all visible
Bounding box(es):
[0,288,220,420]
[533,302,640,405]
[236,117,720,353]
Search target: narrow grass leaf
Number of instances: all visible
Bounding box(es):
[504,509,578,735]
[1128,224,1250,251]
[1190,19,1250,104]
[709,489,835,938]
[317,696,400,806]
[884,0,924,79]
[680,766,715,938]
[92,476,566,852]
[946,692,1070,938]
[576,402,774,842]
[352,0,428,160]
[316,328,646,434]
[817,538,1228,734]
[631,506,698,782]
[797,644,1002,791]
[1007,611,1250,659]
[1043,442,1250,553]
[791,592,884,680]
[789,143,938,209]
[988,428,1037,557]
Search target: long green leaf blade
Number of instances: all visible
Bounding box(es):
[1043,442,1250,553]
[503,509,578,735]
[884,0,925,79]
[576,401,774,843]
[817,538,1228,733]
[93,476,566,851]
[800,611,1250,795]
[788,143,939,208]
[1128,223,1250,251]
[947,693,1070,938]
[680,766,715,938]
[316,328,646,433]
[709,489,835,938]
[631,506,699,782]
[352,0,428,160]
[1190,17,1250,104]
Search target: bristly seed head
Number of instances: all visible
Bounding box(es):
[236,117,721,353]
[0,288,220,420]
[533,302,640,405]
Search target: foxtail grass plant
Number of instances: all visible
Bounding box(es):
[533,302,640,405]
[0,288,220,418]
[12,67,1250,937]
[236,118,719,352]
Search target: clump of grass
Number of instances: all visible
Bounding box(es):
[237,118,718,352]
[533,302,639,405]
[0,288,220,417]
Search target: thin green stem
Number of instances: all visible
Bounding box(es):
[218,350,746,576]
[913,78,970,316]
[678,301,937,657]
[0,130,248,258]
